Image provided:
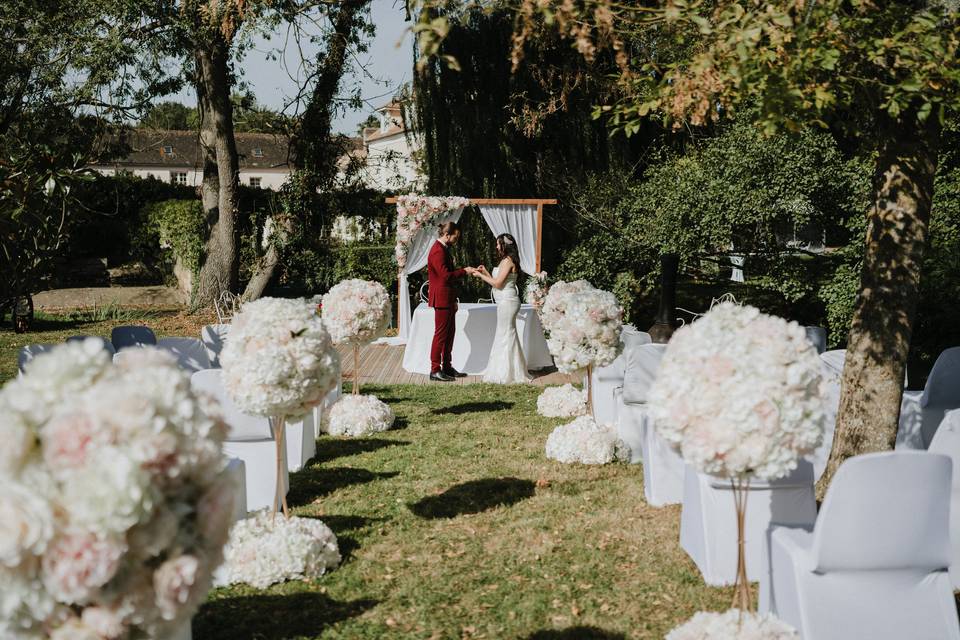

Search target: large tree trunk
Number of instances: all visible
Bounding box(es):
[194,39,241,308]
[242,0,371,301]
[816,114,940,496]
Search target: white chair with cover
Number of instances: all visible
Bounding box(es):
[66,335,116,357]
[111,325,157,351]
[190,369,288,512]
[760,451,959,640]
[897,346,960,450]
[223,457,248,521]
[928,410,960,588]
[809,351,845,484]
[201,324,231,368]
[156,337,211,373]
[17,344,56,373]
[585,327,652,427]
[681,460,817,586]
[315,375,343,438]
[804,326,827,355]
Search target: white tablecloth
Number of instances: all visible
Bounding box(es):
[402,302,553,375]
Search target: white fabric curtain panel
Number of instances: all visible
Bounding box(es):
[396,207,465,342]
[477,204,538,275]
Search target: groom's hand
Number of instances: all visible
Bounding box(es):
[465,266,477,276]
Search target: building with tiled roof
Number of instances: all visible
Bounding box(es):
[360,100,423,191]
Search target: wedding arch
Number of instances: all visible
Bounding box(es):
[385,195,557,343]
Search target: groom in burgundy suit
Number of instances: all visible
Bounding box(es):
[427,221,476,381]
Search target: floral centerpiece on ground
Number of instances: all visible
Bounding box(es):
[221,297,340,517]
[666,609,799,639]
[523,271,550,314]
[0,341,236,639]
[649,302,824,625]
[536,383,587,418]
[394,194,470,271]
[545,415,630,464]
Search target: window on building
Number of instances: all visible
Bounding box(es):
[162,145,174,155]
[170,171,187,185]
[252,147,264,158]
[249,177,262,188]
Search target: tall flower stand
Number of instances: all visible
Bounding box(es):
[268,415,289,518]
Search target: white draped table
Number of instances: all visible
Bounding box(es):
[401,302,553,375]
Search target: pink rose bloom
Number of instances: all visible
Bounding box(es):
[43,411,99,471]
[81,606,126,639]
[154,555,200,621]
[42,532,126,604]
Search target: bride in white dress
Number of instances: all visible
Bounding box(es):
[472,234,532,384]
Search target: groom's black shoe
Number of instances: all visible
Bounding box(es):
[430,371,455,382]
[443,367,468,378]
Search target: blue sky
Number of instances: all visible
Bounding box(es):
[170,0,414,136]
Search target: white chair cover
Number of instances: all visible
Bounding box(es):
[395,207,465,343]
[681,461,817,586]
[111,325,157,351]
[66,335,116,356]
[804,326,827,355]
[819,349,845,379]
[17,344,56,374]
[585,327,652,426]
[200,324,231,368]
[928,410,960,588]
[476,204,538,275]
[897,347,960,450]
[621,343,667,405]
[810,355,843,483]
[760,451,958,640]
[157,337,211,373]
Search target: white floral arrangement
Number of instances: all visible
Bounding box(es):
[648,302,826,481]
[221,510,340,589]
[666,609,799,639]
[220,296,341,419]
[394,194,470,270]
[523,271,550,312]
[545,416,630,464]
[321,279,392,345]
[536,383,587,418]
[324,394,396,437]
[539,279,624,373]
[0,341,235,638]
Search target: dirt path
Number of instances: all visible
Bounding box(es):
[32,286,186,310]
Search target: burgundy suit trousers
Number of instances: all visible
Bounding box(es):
[431,305,456,374]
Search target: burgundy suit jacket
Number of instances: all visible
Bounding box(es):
[427,240,465,308]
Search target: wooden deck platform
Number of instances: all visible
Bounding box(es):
[335,343,576,386]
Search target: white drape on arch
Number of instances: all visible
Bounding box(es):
[476,203,538,275]
[393,207,465,343]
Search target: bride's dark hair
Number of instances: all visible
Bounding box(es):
[495,233,524,287]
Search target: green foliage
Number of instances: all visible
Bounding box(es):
[278,244,395,300]
[142,200,206,293]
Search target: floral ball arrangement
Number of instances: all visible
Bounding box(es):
[648,303,826,480]
[666,610,799,639]
[536,384,587,418]
[221,510,340,589]
[321,279,392,345]
[539,279,623,373]
[394,194,470,270]
[220,297,341,419]
[325,394,396,437]
[545,416,630,465]
[0,341,236,638]
[523,271,550,312]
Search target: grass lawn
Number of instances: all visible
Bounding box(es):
[2,312,732,639]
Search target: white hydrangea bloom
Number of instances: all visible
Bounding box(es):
[666,609,799,639]
[220,297,341,419]
[545,416,630,465]
[648,303,826,480]
[321,279,392,346]
[540,280,623,373]
[536,384,587,418]
[324,394,395,437]
[222,510,341,589]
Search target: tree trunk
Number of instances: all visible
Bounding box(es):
[649,252,679,343]
[816,114,940,496]
[241,0,371,301]
[194,39,240,308]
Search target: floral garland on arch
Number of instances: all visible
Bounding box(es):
[0,341,235,639]
[394,194,470,271]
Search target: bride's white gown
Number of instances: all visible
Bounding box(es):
[483,266,532,384]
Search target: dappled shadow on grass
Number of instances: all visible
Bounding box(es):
[312,438,409,463]
[408,477,535,519]
[287,467,399,508]
[310,514,384,563]
[524,627,626,640]
[195,592,377,640]
[431,400,515,415]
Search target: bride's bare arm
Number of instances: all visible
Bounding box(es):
[476,258,514,290]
